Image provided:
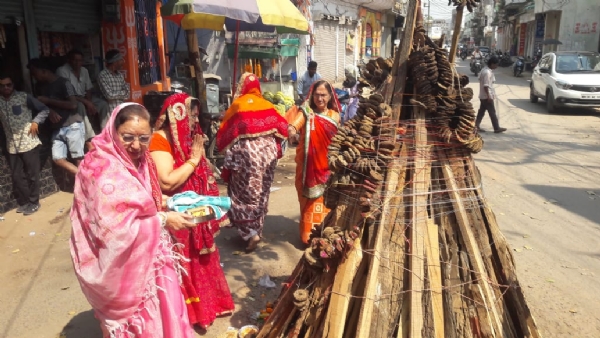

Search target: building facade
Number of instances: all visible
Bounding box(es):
[535,0,600,53]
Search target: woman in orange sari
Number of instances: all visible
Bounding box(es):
[217,73,288,252]
[286,80,341,244]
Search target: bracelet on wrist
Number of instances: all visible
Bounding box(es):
[158,212,167,228]
[186,160,197,169]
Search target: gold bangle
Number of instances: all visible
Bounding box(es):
[186,160,197,169]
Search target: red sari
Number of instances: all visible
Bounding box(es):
[150,93,234,329]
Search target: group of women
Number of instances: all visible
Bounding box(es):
[69,73,341,337]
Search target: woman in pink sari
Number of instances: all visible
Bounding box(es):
[70,103,196,337]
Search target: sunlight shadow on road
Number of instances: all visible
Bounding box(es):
[523,184,600,225]
[508,98,600,117]
[59,310,102,338]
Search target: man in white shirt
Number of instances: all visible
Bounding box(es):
[297,61,322,101]
[57,50,109,138]
[476,57,506,133]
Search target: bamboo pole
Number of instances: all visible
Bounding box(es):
[448,4,464,64]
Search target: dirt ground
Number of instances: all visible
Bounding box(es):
[0,60,599,337]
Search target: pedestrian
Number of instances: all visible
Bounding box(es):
[476,57,507,133]
[286,80,341,244]
[297,61,322,101]
[28,58,85,176]
[98,49,130,117]
[57,49,110,135]
[70,103,197,338]
[0,73,49,215]
[341,65,359,123]
[149,93,234,330]
[217,73,288,252]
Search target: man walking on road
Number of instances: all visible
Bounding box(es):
[476,57,506,133]
[297,61,321,101]
[0,73,50,215]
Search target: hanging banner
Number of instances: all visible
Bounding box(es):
[518,23,527,55]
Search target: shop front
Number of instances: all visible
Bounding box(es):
[358,7,383,59]
[0,0,170,212]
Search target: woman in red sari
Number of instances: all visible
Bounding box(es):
[286,80,341,244]
[148,93,234,330]
[217,73,288,252]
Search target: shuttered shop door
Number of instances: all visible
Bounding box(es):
[313,21,338,83]
[33,0,101,34]
[1,0,24,24]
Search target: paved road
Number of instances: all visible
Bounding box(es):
[0,60,599,337]
[459,59,600,336]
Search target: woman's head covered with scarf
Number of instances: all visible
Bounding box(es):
[71,103,165,332]
[217,73,288,154]
[234,72,262,100]
[305,79,342,113]
[154,93,202,164]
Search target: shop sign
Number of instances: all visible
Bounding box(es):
[574,22,598,34]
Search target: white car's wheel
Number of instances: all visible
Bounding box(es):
[530,84,539,103]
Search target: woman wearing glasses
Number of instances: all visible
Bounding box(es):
[148,93,234,331]
[70,103,197,337]
[286,80,341,244]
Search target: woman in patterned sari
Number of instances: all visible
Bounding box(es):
[217,73,288,252]
[148,93,234,330]
[286,80,341,244]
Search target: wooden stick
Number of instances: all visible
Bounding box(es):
[389,0,420,110]
[407,104,430,338]
[425,220,444,338]
[448,5,464,64]
[322,237,363,338]
[438,150,504,337]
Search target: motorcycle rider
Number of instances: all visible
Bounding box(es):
[471,47,483,68]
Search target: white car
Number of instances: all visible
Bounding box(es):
[529,51,600,113]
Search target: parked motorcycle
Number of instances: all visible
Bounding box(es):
[499,54,513,67]
[513,56,525,77]
[471,58,483,76]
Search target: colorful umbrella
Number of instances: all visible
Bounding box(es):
[161,0,309,34]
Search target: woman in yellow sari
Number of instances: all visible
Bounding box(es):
[286,80,341,244]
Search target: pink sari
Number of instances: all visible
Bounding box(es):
[70,103,194,338]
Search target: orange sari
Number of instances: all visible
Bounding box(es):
[286,98,340,244]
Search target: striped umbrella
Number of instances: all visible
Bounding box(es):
[161,0,309,34]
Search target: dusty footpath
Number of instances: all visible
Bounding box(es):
[1,60,600,337]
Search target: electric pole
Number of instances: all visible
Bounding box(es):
[423,0,431,36]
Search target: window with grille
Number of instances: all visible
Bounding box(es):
[134,0,162,86]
